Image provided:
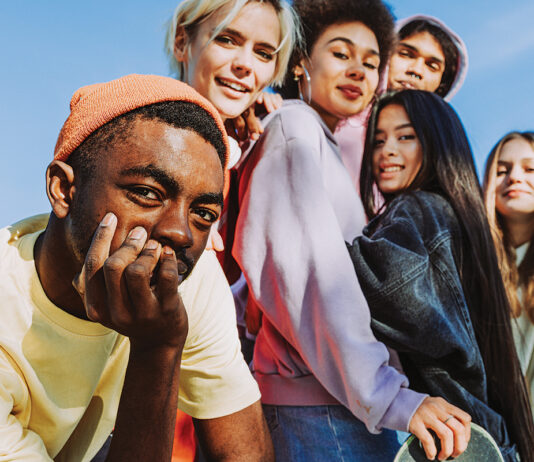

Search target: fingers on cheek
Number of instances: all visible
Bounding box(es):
[86,303,102,322]
[103,255,128,285]
[156,251,180,302]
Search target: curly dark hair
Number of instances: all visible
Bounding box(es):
[398,20,459,98]
[279,0,396,98]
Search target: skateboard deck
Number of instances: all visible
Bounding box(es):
[393,422,504,461]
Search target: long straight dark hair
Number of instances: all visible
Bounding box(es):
[360,90,534,460]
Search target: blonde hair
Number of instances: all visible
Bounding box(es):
[164,0,300,87]
[483,131,534,321]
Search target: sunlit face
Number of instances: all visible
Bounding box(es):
[176,2,280,120]
[495,138,534,221]
[372,104,423,195]
[67,118,224,279]
[388,31,445,92]
[298,21,380,131]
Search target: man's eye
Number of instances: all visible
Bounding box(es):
[194,208,218,223]
[427,62,441,72]
[398,49,413,58]
[131,187,159,200]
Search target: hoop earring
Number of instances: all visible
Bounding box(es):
[297,67,312,105]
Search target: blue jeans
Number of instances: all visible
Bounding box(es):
[263,404,401,461]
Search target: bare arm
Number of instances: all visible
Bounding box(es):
[74,213,188,462]
[194,401,274,462]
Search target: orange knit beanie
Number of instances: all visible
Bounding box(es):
[53,74,230,168]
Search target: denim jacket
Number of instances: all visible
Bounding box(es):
[347,191,517,461]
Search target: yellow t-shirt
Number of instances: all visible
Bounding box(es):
[0,215,260,461]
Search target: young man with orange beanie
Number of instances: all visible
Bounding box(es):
[0,74,273,461]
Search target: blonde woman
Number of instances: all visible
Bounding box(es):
[165,0,298,168]
[483,131,534,417]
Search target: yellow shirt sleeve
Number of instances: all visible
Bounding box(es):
[0,350,53,460]
[177,250,260,419]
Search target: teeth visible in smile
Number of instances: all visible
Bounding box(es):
[382,166,403,172]
[217,78,248,92]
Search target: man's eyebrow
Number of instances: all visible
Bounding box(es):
[193,192,224,207]
[327,37,380,57]
[400,42,443,63]
[120,165,180,196]
[216,27,278,52]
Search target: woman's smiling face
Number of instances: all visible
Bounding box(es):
[372,104,423,195]
[495,138,534,220]
[175,2,280,120]
[297,21,380,131]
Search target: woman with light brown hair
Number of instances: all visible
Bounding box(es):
[483,131,534,417]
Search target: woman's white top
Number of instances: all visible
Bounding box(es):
[511,241,534,416]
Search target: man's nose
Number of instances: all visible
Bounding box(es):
[151,207,193,251]
[407,58,424,80]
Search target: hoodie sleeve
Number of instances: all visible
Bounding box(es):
[232,109,426,433]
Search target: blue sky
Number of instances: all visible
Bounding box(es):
[1,0,533,224]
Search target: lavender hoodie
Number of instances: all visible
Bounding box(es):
[231,100,426,433]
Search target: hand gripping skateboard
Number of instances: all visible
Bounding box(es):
[394,422,504,461]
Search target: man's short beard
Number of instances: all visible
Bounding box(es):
[67,192,100,268]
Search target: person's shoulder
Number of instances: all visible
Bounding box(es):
[382,191,458,234]
[0,214,49,267]
[263,100,326,144]
[391,191,452,213]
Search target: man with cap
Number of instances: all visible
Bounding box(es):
[0,74,272,461]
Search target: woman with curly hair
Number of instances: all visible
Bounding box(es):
[483,132,534,417]
[223,0,471,460]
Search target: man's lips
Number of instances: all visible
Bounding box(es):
[395,80,417,90]
[338,85,363,99]
[215,77,251,93]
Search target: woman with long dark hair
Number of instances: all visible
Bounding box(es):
[348,90,534,461]
[483,131,534,417]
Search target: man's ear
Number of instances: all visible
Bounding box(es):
[173,26,189,63]
[46,160,76,219]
